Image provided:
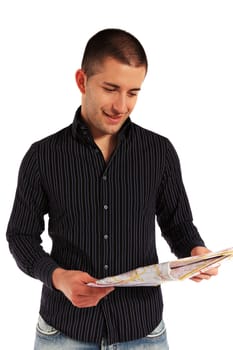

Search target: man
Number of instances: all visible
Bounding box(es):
[6,28,218,349]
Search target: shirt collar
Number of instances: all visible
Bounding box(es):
[72,106,132,145]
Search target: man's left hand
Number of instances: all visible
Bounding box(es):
[190,246,219,282]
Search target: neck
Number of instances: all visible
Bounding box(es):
[94,134,118,162]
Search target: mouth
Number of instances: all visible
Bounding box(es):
[103,112,124,124]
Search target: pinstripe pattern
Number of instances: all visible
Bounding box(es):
[7,107,205,345]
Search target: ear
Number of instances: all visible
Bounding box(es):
[75,69,87,93]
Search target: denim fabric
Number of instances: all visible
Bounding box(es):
[34,315,169,350]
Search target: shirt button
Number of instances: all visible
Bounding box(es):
[104,205,108,210]
[104,265,109,270]
[102,175,107,181]
[104,234,108,240]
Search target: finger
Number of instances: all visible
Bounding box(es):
[190,276,202,282]
[71,295,100,308]
[79,272,97,284]
[190,273,210,282]
[201,267,219,276]
[199,273,211,280]
[72,288,114,308]
[90,287,115,301]
[192,272,211,281]
[98,287,115,297]
[79,285,114,297]
[79,286,113,297]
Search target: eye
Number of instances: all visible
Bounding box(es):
[103,87,116,93]
[128,91,138,97]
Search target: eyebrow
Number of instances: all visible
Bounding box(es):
[103,82,141,92]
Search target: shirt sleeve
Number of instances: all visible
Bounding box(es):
[6,144,59,289]
[156,139,205,258]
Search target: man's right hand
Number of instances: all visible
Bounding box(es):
[52,268,114,308]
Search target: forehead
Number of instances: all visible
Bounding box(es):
[89,57,146,88]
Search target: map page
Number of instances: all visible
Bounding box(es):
[88,247,233,287]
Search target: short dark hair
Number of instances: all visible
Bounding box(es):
[81,28,148,77]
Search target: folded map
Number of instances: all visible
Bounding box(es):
[88,247,233,287]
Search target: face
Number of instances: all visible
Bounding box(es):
[76,57,146,139]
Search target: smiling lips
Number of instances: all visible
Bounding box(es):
[104,112,124,124]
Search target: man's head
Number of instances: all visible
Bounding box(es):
[75,29,147,139]
[81,28,148,78]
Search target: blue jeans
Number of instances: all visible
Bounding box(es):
[34,315,169,349]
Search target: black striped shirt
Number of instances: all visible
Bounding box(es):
[6,107,205,345]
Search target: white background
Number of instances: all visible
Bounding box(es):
[1,1,233,348]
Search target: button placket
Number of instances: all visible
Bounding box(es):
[102,171,110,276]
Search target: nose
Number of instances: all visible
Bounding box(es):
[112,94,128,115]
